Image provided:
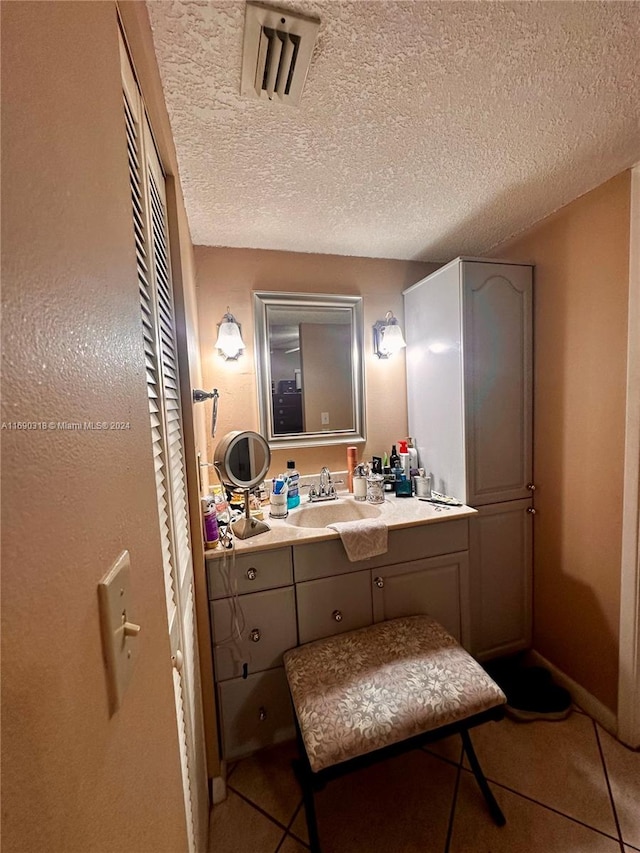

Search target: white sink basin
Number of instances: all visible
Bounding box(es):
[285,500,382,529]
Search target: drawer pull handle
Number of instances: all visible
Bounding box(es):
[258,706,267,722]
[527,483,536,491]
[246,568,257,581]
[527,507,536,514]
[250,628,261,643]
[332,610,343,622]
[374,576,385,589]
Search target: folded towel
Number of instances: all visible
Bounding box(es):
[327,518,389,562]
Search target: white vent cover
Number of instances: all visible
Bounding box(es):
[241,2,320,106]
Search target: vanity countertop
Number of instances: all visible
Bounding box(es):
[205,493,476,558]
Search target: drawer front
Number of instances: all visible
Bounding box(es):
[293,519,468,582]
[211,586,297,681]
[217,668,295,760]
[296,570,373,644]
[207,547,293,599]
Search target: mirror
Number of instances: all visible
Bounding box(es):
[214,430,271,538]
[214,430,271,488]
[254,292,366,448]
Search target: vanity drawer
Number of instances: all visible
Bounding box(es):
[293,519,469,582]
[211,587,297,681]
[217,667,295,760]
[296,570,373,644]
[207,547,293,599]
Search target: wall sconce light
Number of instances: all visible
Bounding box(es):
[373,311,406,358]
[215,309,245,360]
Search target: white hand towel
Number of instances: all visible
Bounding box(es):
[327,518,388,562]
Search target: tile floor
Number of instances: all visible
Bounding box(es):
[209,709,639,853]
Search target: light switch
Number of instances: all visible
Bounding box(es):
[98,550,141,713]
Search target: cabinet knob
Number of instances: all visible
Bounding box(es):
[332,610,343,622]
[258,706,267,722]
[249,628,261,643]
[246,568,257,580]
[527,507,536,514]
[374,576,385,589]
[527,483,536,491]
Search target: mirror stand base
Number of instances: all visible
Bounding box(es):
[232,516,271,539]
[232,491,271,539]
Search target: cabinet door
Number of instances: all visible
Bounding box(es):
[296,570,373,644]
[468,498,533,660]
[463,262,533,505]
[211,586,297,681]
[371,552,469,645]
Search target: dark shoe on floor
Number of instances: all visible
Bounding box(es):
[484,661,572,722]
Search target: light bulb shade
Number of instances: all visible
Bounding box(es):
[215,315,245,360]
[380,323,406,354]
[373,313,406,358]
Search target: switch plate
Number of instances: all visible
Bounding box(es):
[321,412,330,425]
[98,550,140,713]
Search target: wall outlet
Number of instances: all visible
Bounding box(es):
[321,412,330,425]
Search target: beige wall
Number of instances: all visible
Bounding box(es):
[492,171,631,712]
[1,3,203,851]
[195,246,436,476]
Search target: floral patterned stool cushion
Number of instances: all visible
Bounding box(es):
[283,614,506,773]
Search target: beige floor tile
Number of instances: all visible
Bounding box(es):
[422,733,463,765]
[463,714,618,835]
[292,748,458,853]
[290,801,309,845]
[229,740,301,828]
[450,772,621,853]
[598,726,640,849]
[208,790,285,853]
[278,835,309,853]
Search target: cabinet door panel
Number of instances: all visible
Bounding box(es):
[217,668,295,760]
[372,552,468,644]
[469,499,532,659]
[211,586,297,681]
[463,262,533,505]
[296,570,372,644]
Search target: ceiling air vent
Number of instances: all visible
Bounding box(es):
[241,2,320,106]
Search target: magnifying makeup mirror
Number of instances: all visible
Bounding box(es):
[214,430,271,539]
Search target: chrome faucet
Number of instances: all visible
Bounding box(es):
[307,466,343,502]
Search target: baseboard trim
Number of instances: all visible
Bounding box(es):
[211,760,227,805]
[527,650,618,737]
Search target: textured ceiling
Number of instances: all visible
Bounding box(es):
[147,1,640,261]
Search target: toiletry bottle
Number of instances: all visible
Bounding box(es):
[398,439,411,479]
[201,497,219,549]
[346,446,357,492]
[286,461,300,510]
[389,444,401,469]
[353,463,368,501]
[407,437,419,472]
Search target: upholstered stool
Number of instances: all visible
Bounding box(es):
[283,615,507,853]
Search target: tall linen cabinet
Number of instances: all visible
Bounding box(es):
[403,258,534,660]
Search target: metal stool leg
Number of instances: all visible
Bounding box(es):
[460,728,506,827]
[293,720,322,853]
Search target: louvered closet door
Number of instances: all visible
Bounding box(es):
[120,34,207,853]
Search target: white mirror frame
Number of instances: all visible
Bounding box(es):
[254,291,366,449]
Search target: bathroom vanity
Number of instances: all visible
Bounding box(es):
[206,498,477,760]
